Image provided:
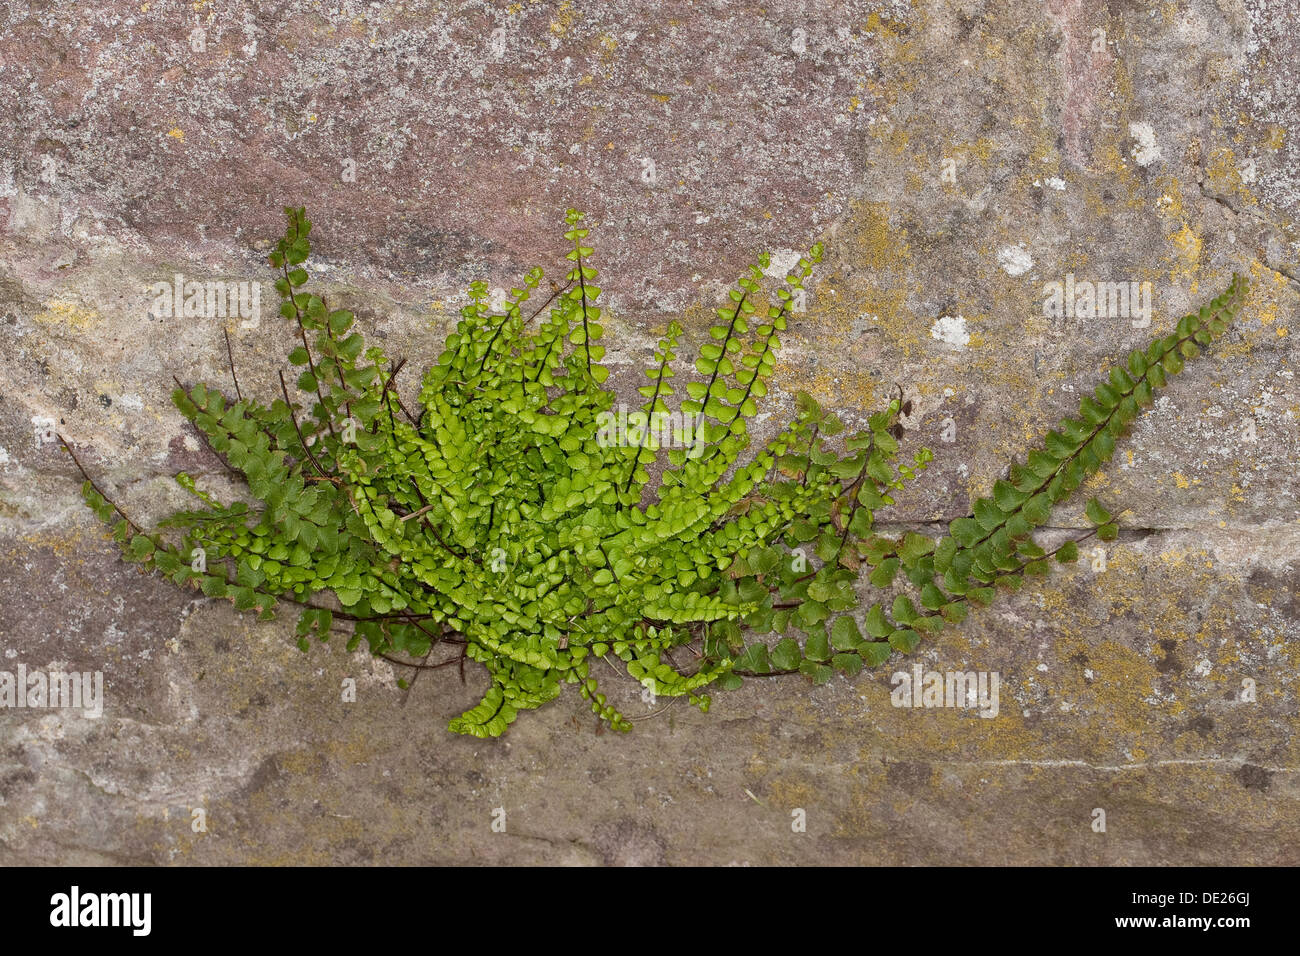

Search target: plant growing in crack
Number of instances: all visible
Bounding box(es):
[65,207,1250,737]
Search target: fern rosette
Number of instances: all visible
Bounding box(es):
[69,207,1249,737]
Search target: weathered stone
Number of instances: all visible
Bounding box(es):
[0,0,1297,865]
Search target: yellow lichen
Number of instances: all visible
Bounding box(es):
[33,300,99,330]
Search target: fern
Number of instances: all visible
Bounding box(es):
[66,207,1249,737]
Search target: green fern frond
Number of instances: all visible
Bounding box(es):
[68,206,1249,737]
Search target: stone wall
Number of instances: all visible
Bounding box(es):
[0,0,1296,864]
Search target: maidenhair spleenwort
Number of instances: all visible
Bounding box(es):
[66,207,1250,737]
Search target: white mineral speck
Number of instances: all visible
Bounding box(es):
[1129,122,1162,166]
[998,245,1034,276]
[763,248,802,280]
[930,315,970,349]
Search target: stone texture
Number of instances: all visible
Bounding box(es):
[0,0,1297,865]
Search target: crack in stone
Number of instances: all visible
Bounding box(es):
[954,758,1298,773]
[1195,176,1300,288]
[494,828,601,862]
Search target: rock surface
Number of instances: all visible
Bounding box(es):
[0,0,1297,865]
